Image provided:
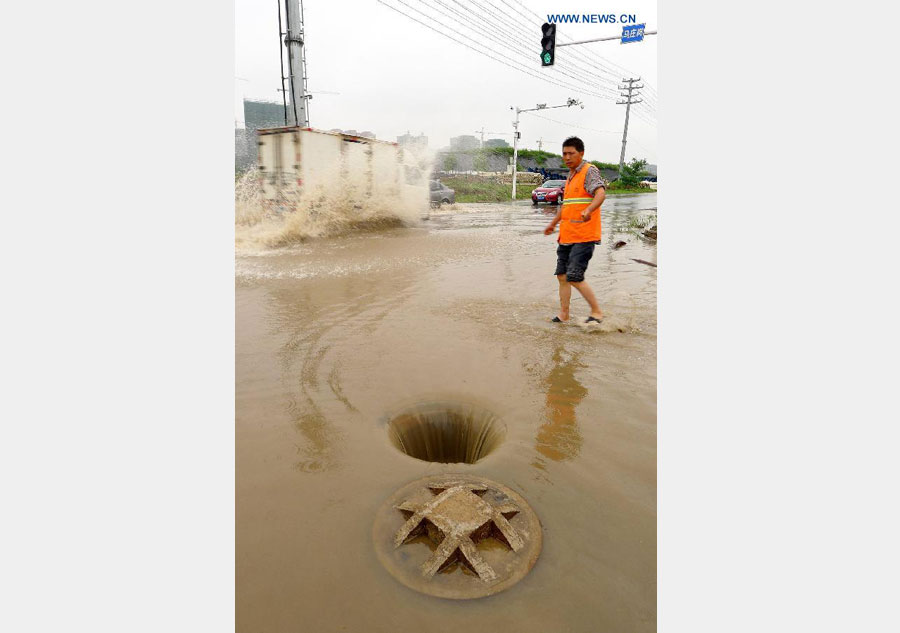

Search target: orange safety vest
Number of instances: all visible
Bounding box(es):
[559,164,601,243]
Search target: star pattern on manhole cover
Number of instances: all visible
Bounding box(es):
[393,478,524,581]
[373,474,542,599]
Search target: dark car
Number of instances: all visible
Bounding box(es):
[531,179,566,206]
[429,180,455,206]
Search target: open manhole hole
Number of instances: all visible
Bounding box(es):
[386,401,506,464]
[373,474,542,599]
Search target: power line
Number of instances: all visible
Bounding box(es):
[399,0,658,116]
[631,108,656,127]
[377,0,623,100]
[461,0,657,113]
[466,0,629,86]
[524,110,619,134]
[422,0,618,97]
[378,0,657,148]
[508,0,657,93]
[423,0,609,93]
[377,1,557,86]
[628,137,655,157]
[424,0,617,97]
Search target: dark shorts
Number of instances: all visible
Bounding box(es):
[554,241,598,282]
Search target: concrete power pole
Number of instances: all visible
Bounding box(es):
[617,77,643,176]
[536,138,543,151]
[284,0,309,127]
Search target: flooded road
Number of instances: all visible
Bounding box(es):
[236,194,657,632]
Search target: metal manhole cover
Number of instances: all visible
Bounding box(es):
[373,475,542,599]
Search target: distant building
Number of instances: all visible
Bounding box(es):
[244,99,288,129]
[236,99,288,172]
[450,135,480,151]
[397,131,428,149]
[483,138,510,149]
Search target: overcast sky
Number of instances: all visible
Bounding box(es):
[235,0,657,164]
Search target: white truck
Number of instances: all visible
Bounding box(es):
[256,126,429,216]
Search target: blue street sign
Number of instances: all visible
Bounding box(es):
[621,23,645,43]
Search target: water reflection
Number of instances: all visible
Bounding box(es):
[264,269,420,474]
[287,395,343,474]
[534,346,587,462]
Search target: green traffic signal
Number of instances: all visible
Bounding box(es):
[540,23,556,67]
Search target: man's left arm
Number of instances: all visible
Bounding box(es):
[581,167,606,220]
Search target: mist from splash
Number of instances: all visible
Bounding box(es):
[235,149,434,252]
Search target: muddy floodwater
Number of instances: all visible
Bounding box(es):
[236,194,657,632]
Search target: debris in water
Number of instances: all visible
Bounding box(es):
[632,258,657,268]
[614,240,627,249]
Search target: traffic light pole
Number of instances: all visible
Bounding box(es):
[510,99,583,201]
[540,22,657,66]
[555,30,657,47]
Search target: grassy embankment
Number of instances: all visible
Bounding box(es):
[604,182,658,195]
[440,148,656,201]
[442,177,656,203]
[442,178,535,203]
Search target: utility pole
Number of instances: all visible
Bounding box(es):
[510,98,583,200]
[536,138,543,152]
[617,77,643,176]
[283,0,309,127]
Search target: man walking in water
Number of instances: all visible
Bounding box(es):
[543,137,606,324]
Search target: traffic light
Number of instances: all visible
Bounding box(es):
[540,23,556,66]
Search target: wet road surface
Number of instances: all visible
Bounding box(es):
[236,194,657,632]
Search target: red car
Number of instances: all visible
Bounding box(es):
[531,179,566,206]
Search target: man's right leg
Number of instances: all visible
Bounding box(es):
[557,275,572,321]
[554,243,573,321]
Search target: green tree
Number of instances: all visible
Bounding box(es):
[443,154,458,172]
[618,158,649,188]
[473,151,489,172]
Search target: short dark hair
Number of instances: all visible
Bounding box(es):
[562,136,584,152]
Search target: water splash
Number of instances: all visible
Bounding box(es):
[235,149,433,252]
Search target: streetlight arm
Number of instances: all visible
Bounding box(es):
[519,100,581,113]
